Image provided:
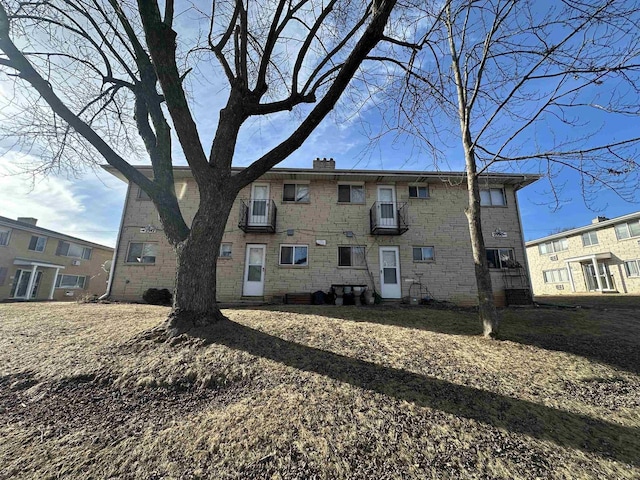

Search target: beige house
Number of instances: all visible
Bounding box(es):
[103,159,538,306]
[0,216,113,301]
[526,211,640,296]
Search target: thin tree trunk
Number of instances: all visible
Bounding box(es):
[463,149,500,338]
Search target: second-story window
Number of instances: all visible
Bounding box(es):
[582,231,599,247]
[538,238,568,255]
[28,235,47,252]
[615,220,640,240]
[480,188,506,206]
[57,241,92,259]
[338,184,365,203]
[0,227,12,246]
[409,185,429,199]
[126,242,157,264]
[283,184,309,203]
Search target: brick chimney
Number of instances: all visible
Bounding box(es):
[17,217,38,226]
[591,216,609,224]
[312,157,335,170]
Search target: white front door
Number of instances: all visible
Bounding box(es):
[250,184,270,225]
[243,244,266,296]
[377,185,397,228]
[379,246,401,298]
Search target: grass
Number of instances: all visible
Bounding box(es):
[0,302,639,479]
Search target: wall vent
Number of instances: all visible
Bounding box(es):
[556,284,564,290]
[550,255,558,261]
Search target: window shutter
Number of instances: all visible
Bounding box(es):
[0,267,7,286]
[56,241,69,256]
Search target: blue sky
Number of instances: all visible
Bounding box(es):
[0,1,638,247]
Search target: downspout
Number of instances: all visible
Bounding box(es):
[513,177,534,297]
[100,182,131,300]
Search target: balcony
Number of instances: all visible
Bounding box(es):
[239,199,277,233]
[370,202,409,235]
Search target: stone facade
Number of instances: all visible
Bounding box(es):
[0,216,113,301]
[526,212,640,296]
[106,165,537,306]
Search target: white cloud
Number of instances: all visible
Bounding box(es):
[0,153,126,247]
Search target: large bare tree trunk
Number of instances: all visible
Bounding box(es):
[463,148,500,338]
[165,185,236,336]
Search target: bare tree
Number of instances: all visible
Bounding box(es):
[0,0,407,335]
[383,0,640,337]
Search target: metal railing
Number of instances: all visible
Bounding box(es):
[369,201,409,235]
[239,199,277,233]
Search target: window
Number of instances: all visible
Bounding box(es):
[283,184,310,203]
[538,238,568,255]
[137,188,151,200]
[409,185,429,199]
[581,231,599,247]
[413,246,435,262]
[543,268,570,283]
[126,242,157,264]
[57,241,92,259]
[0,227,11,246]
[614,220,640,240]
[28,235,47,252]
[479,188,506,206]
[486,248,515,269]
[624,260,640,277]
[338,184,365,203]
[55,274,86,289]
[338,246,366,267]
[219,243,232,258]
[280,245,308,266]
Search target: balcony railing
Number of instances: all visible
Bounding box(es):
[239,199,277,233]
[370,201,409,235]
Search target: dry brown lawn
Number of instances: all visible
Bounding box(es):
[0,301,638,479]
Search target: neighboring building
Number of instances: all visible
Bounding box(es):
[526,211,640,296]
[0,216,113,301]
[103,159,539,306]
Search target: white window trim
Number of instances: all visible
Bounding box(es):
[279,244,309,266]
[337,183,365,204]
[282,182,310,203]
[56,274,86,289]
[581,231,599,247]
[125,242,158,264]
[538,238,569,255]
[408,185,430,199]
[624,259,640,278]
[412,246,435,262]
[337,245,367,268]
[615,221,640,240]
[543,268,570,283]
[219,243,233,258]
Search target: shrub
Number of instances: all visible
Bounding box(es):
[142,288,173,306]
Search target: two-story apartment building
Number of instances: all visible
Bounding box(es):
[0,216,114,301]
[526,211,640,296]
[103,159,538,306]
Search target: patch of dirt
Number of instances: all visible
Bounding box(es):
[0,370,251,449]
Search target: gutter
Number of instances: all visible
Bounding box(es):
[99,182,131,300]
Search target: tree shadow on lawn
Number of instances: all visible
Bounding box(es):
[253,305,640,375]
[193,319,640,467]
